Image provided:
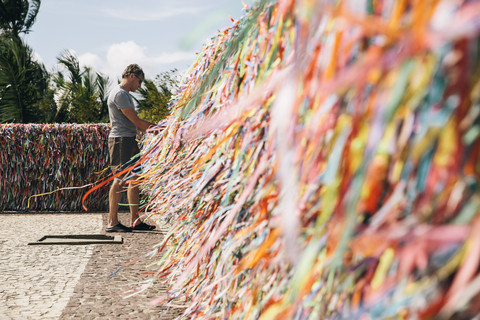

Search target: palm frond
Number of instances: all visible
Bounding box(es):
[0,0,40,35]
[0,35,51,123]
[57,50,82,85]
[0,36,27,122]
[23,0,40,33]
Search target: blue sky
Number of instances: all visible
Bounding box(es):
[24,0,255,81]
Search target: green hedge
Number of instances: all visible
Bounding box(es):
[0,124,111,211]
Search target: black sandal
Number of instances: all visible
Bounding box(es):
[106,223,132,232]
[132,222,156,230]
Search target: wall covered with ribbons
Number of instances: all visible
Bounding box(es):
[117,0,480,318]
[1,124,110,211]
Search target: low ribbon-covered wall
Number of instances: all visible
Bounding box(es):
[0,123,110,211]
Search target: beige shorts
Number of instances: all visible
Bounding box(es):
[108,136,140,171]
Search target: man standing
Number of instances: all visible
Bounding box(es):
[106,64,156,232]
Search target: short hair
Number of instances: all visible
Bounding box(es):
[122,64,144,79]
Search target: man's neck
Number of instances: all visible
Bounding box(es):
[120,79,131,92]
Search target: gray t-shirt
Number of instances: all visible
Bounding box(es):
[107,85,137,137]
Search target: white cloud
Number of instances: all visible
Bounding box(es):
[103,41,147,79]
[57,41,194,82]
[32,51,43,64]
[86,41,195,80]
[78,52,102,71]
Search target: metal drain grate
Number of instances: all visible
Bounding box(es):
[28,234,123,245]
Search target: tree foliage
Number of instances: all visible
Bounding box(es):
[53,51,110,123]
[134,69,179,123]
[0,0,50,123]
[0,0,40,36]
[0,35,48,123]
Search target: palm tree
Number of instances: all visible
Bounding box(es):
[0,0,50,123]
[53,51,110,123]
[0,35,48,122]
[96,72,110,123]
[0,0,41,36]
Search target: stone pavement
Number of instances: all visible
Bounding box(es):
[0,212,185,320]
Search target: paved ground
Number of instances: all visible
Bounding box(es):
[0,212,185,320]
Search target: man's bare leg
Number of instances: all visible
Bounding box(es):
[108,179,123,227]
[127,182,140,227]
[127,177,155,230]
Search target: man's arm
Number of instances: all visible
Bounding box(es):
[121,107,155,132]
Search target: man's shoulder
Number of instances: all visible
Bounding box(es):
[109,85,127,97]
[109,85,131,103]
[109,85,134,109]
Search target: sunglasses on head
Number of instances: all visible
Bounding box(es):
[133,74,143,85]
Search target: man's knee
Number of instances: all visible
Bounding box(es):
[112,177,127,189]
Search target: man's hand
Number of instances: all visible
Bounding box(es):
[147,122,167,134]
